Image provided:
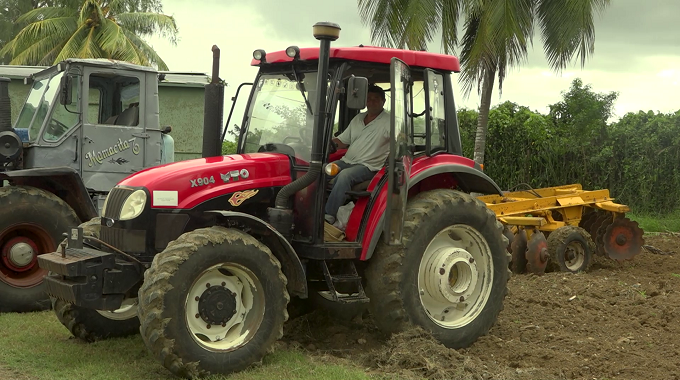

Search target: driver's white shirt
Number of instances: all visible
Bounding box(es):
[336,110,390,172]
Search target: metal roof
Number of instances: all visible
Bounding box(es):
[251,45,461,72]
[0,60,209,88]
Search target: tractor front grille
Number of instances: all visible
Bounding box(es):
[100,226,146,254]
[104,187,135,219]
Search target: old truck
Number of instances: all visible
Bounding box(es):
[39,22,510,378]
[0,59,211,312]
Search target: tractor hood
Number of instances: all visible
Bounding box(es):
[118,153,292,209]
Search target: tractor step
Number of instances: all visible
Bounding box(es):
[320,260,369,304]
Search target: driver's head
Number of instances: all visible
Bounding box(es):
[366,85,385,115]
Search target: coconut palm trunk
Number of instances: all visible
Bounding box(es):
[473,68,496,165]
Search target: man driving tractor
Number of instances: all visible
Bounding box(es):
[325,85,390,225]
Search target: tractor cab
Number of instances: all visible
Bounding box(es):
[234,44,498,261]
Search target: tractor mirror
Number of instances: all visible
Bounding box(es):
[346,76,368,109]
[59,74,73,106]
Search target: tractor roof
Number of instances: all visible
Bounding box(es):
[251,46,460,72]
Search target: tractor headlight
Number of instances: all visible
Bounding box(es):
[119,190,147,221]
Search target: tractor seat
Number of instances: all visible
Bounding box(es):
[327,178,372,198]
[103,105,140,126]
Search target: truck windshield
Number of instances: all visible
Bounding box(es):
[242,72,322,161]
[15,72,64,142]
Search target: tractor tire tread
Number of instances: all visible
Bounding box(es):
[366,189,510,347]
[138,226,289,379]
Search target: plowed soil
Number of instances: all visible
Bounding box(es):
[281,233,680,380]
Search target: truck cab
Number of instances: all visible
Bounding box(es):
[12,59,174,193]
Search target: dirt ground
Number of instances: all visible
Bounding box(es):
[280,233,680,380]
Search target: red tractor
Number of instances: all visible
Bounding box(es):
[39,22,510,378]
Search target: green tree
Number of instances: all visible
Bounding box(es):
[0,0,177,69]
[358,0,610,164]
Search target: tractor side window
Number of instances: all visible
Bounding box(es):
[43,80,80,142]
[412,81,427,149]
[428,73,446,152]
[87,74,140,126]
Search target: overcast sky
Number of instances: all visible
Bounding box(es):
[147,0,680,121]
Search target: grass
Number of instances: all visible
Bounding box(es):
[0,311,378,380]
[627,210,680,233]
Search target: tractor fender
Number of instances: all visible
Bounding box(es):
[360,163,502,261]
[206,210,308,298]
[0,167,97,222]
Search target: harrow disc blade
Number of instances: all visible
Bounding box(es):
[510,229,528,274]
[603,218,645,261]
[525,230,549,275]
[580,211,599,234]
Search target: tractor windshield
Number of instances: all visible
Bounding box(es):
[15,71,64,142]
[242,72,323,162]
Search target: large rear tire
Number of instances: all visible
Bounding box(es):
[138,227,289,378]
[366,189,510,349]
[51,217,140,341]
[0,186,80,313]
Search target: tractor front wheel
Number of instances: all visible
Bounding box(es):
[0,186,80,313]
[138,227,289,378]
[366,189,510,349]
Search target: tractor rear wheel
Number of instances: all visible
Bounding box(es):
[366,189,510,349]
[0,186,80,313]
[51,217,140,341]
[547,226,594,273]
[138,227,289,378]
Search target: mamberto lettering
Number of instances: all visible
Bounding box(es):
[85,138,140,167]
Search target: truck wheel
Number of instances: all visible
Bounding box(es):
[547,226,594,273]
[51,217,140,342]
[0,186,80,313]
[138,227,289,378]
[366,189,510,349]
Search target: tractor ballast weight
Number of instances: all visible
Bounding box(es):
[39,21,511,378]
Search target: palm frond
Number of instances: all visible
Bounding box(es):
[107,0,164,14]
[3,17,77,62]
[16,7,74,25]
[8,32,68,65]
[484,0,533,92]
[121,29,168,70]
[78,24,106,59]
[115,12,178,44]
[358,0,411,48]
[536,0,610,71]
[78,0,106,26]
[53,24,89,62]
[440,0,462,54]
[96,18,127,54]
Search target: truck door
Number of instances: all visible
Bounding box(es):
[81,70,147,192]
[383,58,413,245]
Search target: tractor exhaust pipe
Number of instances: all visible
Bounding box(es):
[268,22,341,237]
[202,45,225,158]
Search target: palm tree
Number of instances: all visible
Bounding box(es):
[358,0,610,165]
[0,0,177,70]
